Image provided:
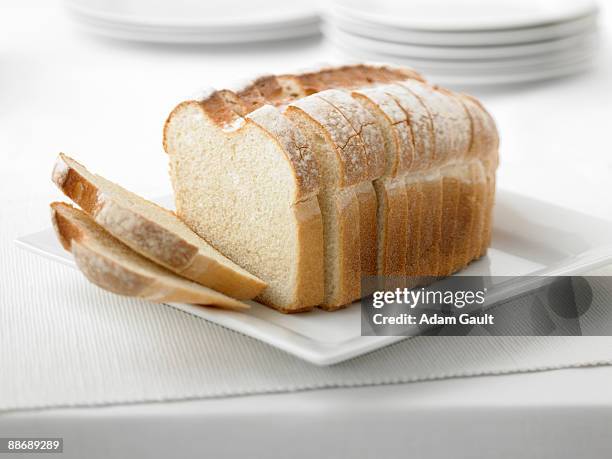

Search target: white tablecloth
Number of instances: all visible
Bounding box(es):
[2,1,612,458]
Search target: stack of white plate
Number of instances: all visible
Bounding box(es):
[65,0,320,44]
[325,0,600,86]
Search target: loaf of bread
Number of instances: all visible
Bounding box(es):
[163,63,499,313]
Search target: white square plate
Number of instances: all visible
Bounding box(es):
[15,190,612,365]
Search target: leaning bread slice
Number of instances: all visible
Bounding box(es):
[316,90,385,280]
[285,93,367,309]
[351,86,415,277]
[51,153,266,300]
[50,202,249,310]
[398,81,472,277]
[383,83,438,278]
[457,94,500,258]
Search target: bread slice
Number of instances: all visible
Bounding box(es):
[284,93,365,309]
[351,87,414,277]
[316,90,385,281]
[458,94,500,258]
[396,80,472,277]
[164,100,324,312]
[382,83,437,279]
[50,202,249,310]
[52,153,266,300]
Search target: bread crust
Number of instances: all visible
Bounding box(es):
[318,189,362,310]
[286,96,367,188]
[239,64,425,106]
[255,198,324,313]
[52,153,266,300]
[458,94,499,258]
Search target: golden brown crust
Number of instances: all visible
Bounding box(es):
[237,64,425,107]
[404,181,423,279]
[438,176,460,277]
[377,180,408,276]
[416,177,441,277]
[457,94,499,258]
[319,189,362,310]
[354,183,378,278]
[258,198,325,313]
[288,198,325,311]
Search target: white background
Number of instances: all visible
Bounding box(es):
[1,1,612,458]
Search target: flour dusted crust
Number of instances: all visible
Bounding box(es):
[246,105,319,201]
[316,89,386,180]
[400,80,471,165]
[352,86,415,176]
[163,63,499,312]
[288,94,367,187]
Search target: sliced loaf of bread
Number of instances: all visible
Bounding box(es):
[52,153,266,300]
[164,64,499,312]
[51,202,249,310]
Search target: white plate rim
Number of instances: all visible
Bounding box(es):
[71,18,321,44]
[326,26,599,60]
[331,45,596,85]
[330,0,599,31]
[65,0,320,29]
[326,10,599,46]
[331,38,597,72]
